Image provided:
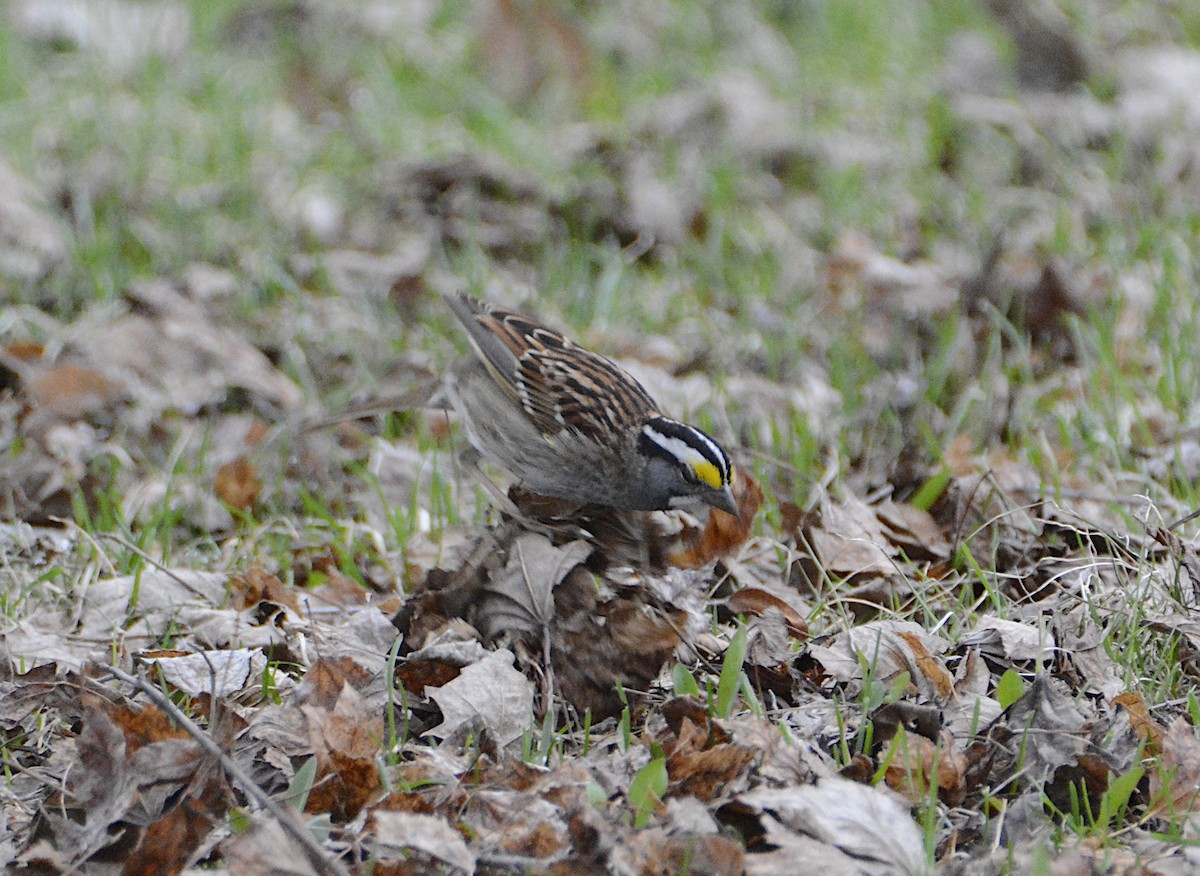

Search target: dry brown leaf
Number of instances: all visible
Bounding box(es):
[883,727,968,806]
[838,754,875,785]
[667,739,758,803]
[476,0,589,104]
[657,708,760,803]
[727,587,809,640]
[943,433,978,478]
[214,455,261,510]
[876,499,950,560]
[661,696,731,746]
[1112,691,1165,753]
[76,279,301,421]
[872,702,943,743]
[304,561,373,608]
[895,631,955,699]
[394,657,461,698]
[546,567,690,720]
[808,620,952,701]
[24,701,226,873]
[296,657,377,711]
[302,682,385,821]
[396,522,694,720]
[230,566,302,614]
[19,363,122,421]
[791,494,899,593]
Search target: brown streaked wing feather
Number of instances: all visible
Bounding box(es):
[475,309,549,363]
[517,344,659,439]
[444,295,523,404]
[449,295,659,439]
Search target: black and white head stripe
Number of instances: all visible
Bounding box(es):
[639,417,731,489]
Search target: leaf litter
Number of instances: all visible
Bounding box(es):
[4,3,1200,875]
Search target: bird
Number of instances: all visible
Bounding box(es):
[441,292,739,517]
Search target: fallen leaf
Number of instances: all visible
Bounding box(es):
[726,587,809,641]
[808,620,951,701]
[302,681,384,821]
[371,811,477,873]
[475,533,590,641]
[426,648,534,747]
[143,648,266,698]
[876,500,950,560]
[1149,718,1200,817]
[736,777,927,875]
[1113,690,1164,753]
[611,827,744,876]
[895,631,955,699]
[214,455,261,510]
[883,727,968,806]
[225,819,321,876]
[962,617,1054,663]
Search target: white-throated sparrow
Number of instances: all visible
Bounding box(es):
[443,292,738,516]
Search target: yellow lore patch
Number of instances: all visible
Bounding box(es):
[691,460,723,490]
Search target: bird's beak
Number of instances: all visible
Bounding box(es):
[708,484,740,518]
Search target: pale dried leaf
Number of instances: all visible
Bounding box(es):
[79,569,228,640]
[800,493,900,579]
[1001,675,1089,777]
[76,280,301,425]
[739,778,927,875]
[1,615,104,669]
[1149,718,1200,816]
[225,819,321,876]
[808,620,950,697]
[726,586,808,640]
[946,649,1003,740]
[319,608,404,670]
[963,617,1053,663]
[407,638,488,667]
[1053,605,1125,700]
[143,648,266,697]
[427,648,534,747]
[876,500,950,559]
[372,811,476,873]
[477,534,590,640]
[804,527,895,578]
